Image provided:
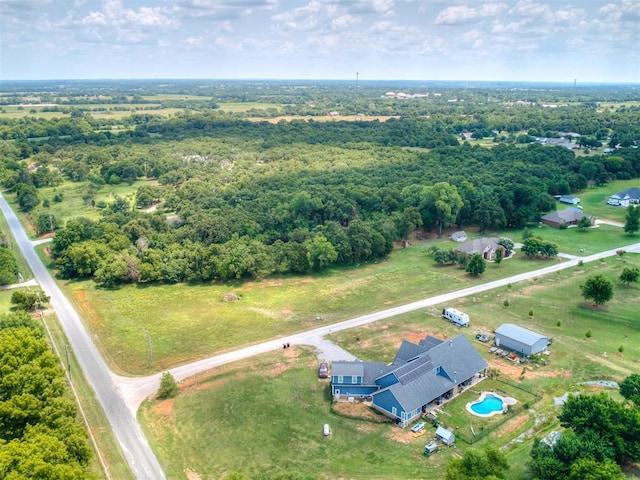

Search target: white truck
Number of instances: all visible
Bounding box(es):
[442,307,470,327]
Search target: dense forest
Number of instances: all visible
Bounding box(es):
[0,313,94,479]
[1,81,639,286]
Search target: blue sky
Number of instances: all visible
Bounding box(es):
[1,0,639,82]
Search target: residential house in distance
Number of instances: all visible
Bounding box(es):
[455,237,506,261]
[494,324,550,356]
[607,187,640,207]
[331,334,488,427]
[558,195,580,205]
[451,231,467,242]
[540,208,595,228]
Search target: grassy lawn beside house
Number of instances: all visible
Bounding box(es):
[576,179,640,223]
[62,240,556,375]
[478,223,636,257]
[140,254,640,480]
[141,347,459,480]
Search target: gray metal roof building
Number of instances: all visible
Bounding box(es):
[494,323,549,356]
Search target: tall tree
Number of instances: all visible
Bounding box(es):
[619,267,640,287]
[580,274,614,306]
[421,182,463,238]
[446,446,509,480]
[624,205,640,235]
[466,253,486,276]
[619,374,640,406]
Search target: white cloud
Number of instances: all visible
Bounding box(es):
[79,0,172,27]
[435,3,507,25]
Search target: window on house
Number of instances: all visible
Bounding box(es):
[338,376,343,383]
[352,376,357,383]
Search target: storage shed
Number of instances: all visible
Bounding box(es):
[494,324,549,356]
[435,426,455,445]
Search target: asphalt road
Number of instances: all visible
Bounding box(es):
[0,193,166,480]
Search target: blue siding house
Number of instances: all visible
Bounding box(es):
[332,334,488,427]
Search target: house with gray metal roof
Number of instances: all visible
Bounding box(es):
[494,323,549,356]
[332,334,488,427]
[607,187,640,207]
[540,208,595,228]
[455,237,506,261]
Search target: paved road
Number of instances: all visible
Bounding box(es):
[115,241,640,414]
[0,193,166,480]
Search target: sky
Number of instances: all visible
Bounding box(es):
[1,0,639,83]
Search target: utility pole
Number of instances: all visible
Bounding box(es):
[145,329,153,365]
[64,344,71,372]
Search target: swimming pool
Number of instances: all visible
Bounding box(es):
[466,392,516,417]
[471,393,503,415]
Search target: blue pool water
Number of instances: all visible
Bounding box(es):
[470,394,504,415]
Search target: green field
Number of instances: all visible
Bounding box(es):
[140,254,640,479]
[7,180,158,237]
[218,102,282,112]
[575,179,640,223]
[65,239,568,375]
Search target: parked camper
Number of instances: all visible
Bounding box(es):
[442,308,470,327]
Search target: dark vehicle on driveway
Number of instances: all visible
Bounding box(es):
[318,362,329,378]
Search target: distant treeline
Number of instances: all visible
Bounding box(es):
[1,101,639,286]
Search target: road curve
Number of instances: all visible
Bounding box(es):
[0,193,166,480]
[115,241,640,414]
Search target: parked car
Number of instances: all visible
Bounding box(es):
[318,362,329,378]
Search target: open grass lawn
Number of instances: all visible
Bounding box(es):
[474,222,636,257]
[65,241,557,375]
[576,179,640,223]
[140,249,640,480]
[325,254,640,479]
[141,347,460,480]
[8,179,158,237]
[0,290,16,312]
[217,102,282,112]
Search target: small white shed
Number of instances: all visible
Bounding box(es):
[451,231,467,242]
[435,426,455,445]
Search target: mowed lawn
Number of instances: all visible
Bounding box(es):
[141,347,457,480]
[574,179,640,223]
[7,179,158,237]
[67,239,555,374]
[140,256,640,480]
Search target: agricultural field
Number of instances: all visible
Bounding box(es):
[140,254,640,479]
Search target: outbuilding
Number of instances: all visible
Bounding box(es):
[435,426,455,445]
[494,324,549,356]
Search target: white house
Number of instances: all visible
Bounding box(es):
[451,231,467,242]
[607,188,640,207]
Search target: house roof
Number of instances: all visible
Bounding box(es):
[455,237,501,255]
[436,426,455,443]
[495,323,548,347]
[393,340,429,365]
[332,361,390,384]
[452,231,466,237]
[377,335,487,413]
[611,187,640,200]
[419,335,444,350]
[541,209,584,224]
[558,195,579,203]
